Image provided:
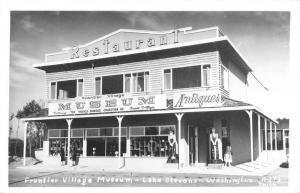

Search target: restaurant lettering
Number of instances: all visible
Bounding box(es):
[48,94,166,116]
[173,91,224,108]
[69,29,180,59]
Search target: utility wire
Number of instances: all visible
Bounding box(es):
[250,72,269,91]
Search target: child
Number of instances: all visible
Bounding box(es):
[224,145,232,167]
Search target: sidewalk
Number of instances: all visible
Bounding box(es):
[15,161,280,177]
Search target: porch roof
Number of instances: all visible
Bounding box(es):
[21,97,277,123]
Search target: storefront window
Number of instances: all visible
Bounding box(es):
[130,136,170,157]
[86,137,126,156]
[130,125,175,157]
[49,138,83,156]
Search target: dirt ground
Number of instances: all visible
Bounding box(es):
[9,156,41,169]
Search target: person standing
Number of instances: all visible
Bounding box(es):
[71,146,77,166]
[224,145,233,167]
[60,147,65,166]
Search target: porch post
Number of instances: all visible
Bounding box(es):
[23,121,28,166]
[83,128,87,157]
[257,114,261,153]
[245,110,253,162]
[126,127,130,157]
[270,121,273,151]
[264,118,267,151]
[66,119,73,166]
[116,116,124,158]
[274,123,277,150]
[175,113,184,168]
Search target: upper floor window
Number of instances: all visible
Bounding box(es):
[94,71,149,95]
[95,77,102,95]
[163,64,211,90]
[125,71,149,93]
[221,66,229,90]
[49,79,83,100]
[102,74,123,95]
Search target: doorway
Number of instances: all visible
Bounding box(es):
[189,125,198,165]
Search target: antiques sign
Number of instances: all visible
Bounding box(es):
[173,91,224,109]
[48,94,167,116]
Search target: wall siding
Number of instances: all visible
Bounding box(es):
[46,51,219,100]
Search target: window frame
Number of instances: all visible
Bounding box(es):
[49,77,84,100]
[123,71,150,94]
[162,64,212,90]
[94,76,102,96]
[221,65,229,91]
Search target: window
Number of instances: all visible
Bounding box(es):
[163,65,211,90]
[124,74,131,93]
[100,128,113,136]
[221,66,229,90]
[163,69,171,90]
[202,65,211,87]
[77,79,83,97]
[102,74,123,95]
[113,127,127,137]
[50,79,83,99]
[130,127,145,136]
[125,71,149,93]
[50,82,56,99]
[145,126,159,135]
[95,77,101,95]
[57,80,77,99]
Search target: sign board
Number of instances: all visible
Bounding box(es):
[173,91,223,109]
[48,94,167,116]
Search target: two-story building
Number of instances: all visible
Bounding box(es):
[21,26,280,169]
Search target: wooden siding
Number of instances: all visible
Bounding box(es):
[218,52,230,98]
[45,51,220,101]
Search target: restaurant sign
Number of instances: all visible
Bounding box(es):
[173,91,224,109]
[48,94,167,116]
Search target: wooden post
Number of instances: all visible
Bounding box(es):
[274,123,277,150]
[66,119,73,166]
[270,121,273,151]
[245,110,253,162]
[116,116,124,168]
[175,113,184,168]
[257,114,261,153]
[23,121,28,166]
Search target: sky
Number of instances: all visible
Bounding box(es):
[9,11,290,136]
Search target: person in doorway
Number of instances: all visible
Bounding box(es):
[224,145,233,167]
[60,147,65,166]
[71,146,77,166]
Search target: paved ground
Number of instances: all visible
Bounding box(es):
[9,167,288,187]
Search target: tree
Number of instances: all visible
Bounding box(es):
[9,113,14,138]
[15,100,46,157]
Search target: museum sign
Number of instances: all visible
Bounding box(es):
[48,94,167,116]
